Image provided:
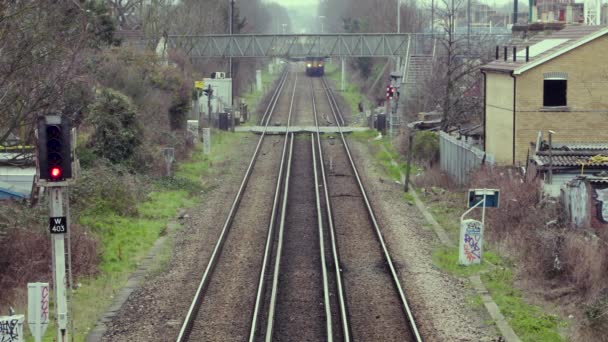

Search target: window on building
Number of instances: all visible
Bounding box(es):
[543,72,567,107]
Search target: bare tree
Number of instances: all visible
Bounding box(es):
[427,0,497,131]
[106,0,143,30]
[0,1,93,147]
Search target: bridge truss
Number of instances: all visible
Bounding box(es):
[166,33,512,59]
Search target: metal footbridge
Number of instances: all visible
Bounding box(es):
[165,33,510,59]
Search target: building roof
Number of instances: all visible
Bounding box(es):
[481,25,608,74]
[532,142,608,168]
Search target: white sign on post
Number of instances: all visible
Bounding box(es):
[459,219,484,265]
[27,282,50,342]
[0,315,25,342]
[203,128,211,155]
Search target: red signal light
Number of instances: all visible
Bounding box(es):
[50,167,62,180]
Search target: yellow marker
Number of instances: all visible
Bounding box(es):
[194,81,204,89]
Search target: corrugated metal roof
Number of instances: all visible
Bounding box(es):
[481,25,608,73]
[553,142,608,150]
[534,154,608,167]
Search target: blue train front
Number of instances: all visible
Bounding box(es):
[305,57,325,77]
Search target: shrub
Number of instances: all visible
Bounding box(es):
[0,212,98,307]
[86,88,143,165]
[71,162,146,216]
[413,131,439,164]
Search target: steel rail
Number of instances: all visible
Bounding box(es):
[248,72,298,341]
[263,132,294,341]
[310,132,335,341]
[321,77,423,342]
[311,78,351,341]
[176,69,289,342]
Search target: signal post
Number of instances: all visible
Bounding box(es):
[37,115,73,342]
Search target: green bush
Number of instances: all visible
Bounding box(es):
[71,163,145,217]
[86,88,143,165]
[413,131,439,162]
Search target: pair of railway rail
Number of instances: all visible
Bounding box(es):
[176,68,422,341]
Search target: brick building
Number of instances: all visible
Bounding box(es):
[480,25,608,165]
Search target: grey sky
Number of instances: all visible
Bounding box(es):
[262,0,319,9]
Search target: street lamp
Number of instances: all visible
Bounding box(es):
[318,15,325,33]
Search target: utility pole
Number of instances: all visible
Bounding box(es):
[467,0,471,51]
[196,88,202,139]
[548,130,555,185]
[430,0,434,34]
[206,85,213,125]
[397,0,402,71]
[404,133,414,192]
[229,0,235,107]
[318,15,325,33]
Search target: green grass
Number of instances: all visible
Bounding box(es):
[482,268,567,342]
[354,132,421,183]
[432,246,500,277]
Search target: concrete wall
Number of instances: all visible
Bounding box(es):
[485,72,514,164]
[514,36,608,163]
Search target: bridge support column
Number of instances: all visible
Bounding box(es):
[341,58,345,91]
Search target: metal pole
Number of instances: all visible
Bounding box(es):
[482,192,487,226]
[197,90,202,140]
[396,0,401,71]
[548,130,554,185]
[229,0,233,79]
[397,0,401,34]
[319,15,325,33]
[404,133,413,192]
[50,187,69,342]
[341,58,345,91]
[467,0,471,51]
[431,0,435,35]
[229,0,235,107]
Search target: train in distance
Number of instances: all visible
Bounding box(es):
[305,57,325,77]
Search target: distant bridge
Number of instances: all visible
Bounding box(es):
[166,33,511,59]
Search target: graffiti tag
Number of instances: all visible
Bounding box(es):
[0,316,23,342]
[459,219,483,265]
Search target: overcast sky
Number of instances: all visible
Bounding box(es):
[262,0,319,9]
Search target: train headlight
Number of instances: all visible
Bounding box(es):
[307,64,312,68]
[318,64,323,67]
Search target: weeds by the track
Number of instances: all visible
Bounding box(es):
[352,133,567,342]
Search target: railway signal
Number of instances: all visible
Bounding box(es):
[36,114,73,341]
[37,115,72,182]
[386,85,397,99]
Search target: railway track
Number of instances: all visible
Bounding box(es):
[176,66,422,341]
[176,68,295,341]
[310,76,423,341]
